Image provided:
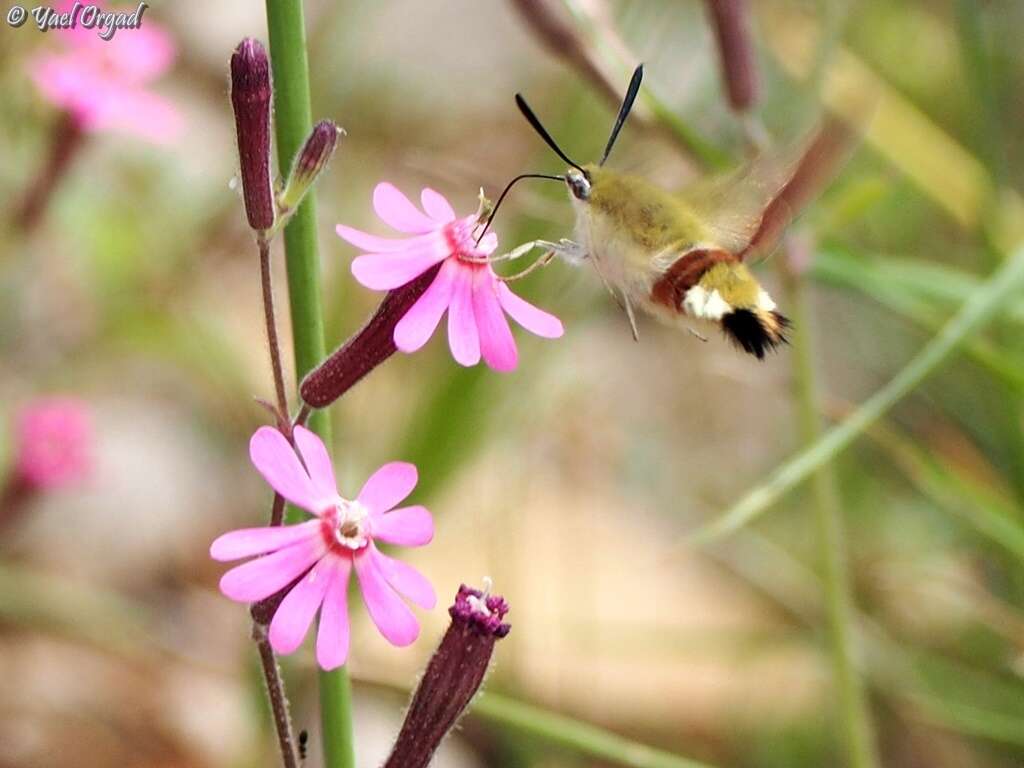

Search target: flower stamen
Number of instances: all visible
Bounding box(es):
[322,498,369,551]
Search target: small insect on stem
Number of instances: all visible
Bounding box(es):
[298,729,309,762]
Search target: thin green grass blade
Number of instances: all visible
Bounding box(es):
[685,242,1024,546]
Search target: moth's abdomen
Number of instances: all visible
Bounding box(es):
[650,249,789,359]
[650,248,736,311]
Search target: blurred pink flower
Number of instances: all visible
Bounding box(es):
[336,183,563,372]
[29,6,182,143]
[210,426,436,669]
[14,398,93,490]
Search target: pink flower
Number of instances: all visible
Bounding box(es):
[336,183,563,372]
[13,398,93,490]
[210,426,436,669]
[29,5,182,143]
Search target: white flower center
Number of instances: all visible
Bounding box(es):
[325,498,369,550]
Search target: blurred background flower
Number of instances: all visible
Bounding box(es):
[11,396,92,490]
[28,3,181,142]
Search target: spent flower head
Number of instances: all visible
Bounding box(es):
[384,582,510,768]
[336,183,563,372]
[210,426,435,669]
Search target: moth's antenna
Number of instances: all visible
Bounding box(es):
[600,64,644,166]
[515,94,587,175]
[475,172,564,243]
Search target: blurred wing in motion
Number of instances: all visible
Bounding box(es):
[680,116,862,261]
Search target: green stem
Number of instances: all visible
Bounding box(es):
[687,241,1024,545]
[263,3,354,767]
[781,256,879,768]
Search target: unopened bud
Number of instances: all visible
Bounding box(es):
[300,264,441,408]
[279,120,343,214]
[230,38,274,232]
[705,0,760,113]
[384,583,510,768]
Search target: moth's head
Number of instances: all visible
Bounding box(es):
[565,166,592,201]
[683,262,790,359]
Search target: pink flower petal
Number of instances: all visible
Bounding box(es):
[336,225,432,253]
[210,520,320,562]
[393,258,458,352]
[292,426,337,502]
[316,556,353,670]
[473,270,518,372]
[373,546,436,610]
[219,537,326,602]
[421,188,456,224]
[351,242,449,291]
[354,548,420,647]
[369,505,433,547]
[269,555,334,654]
[357,462,418,515]
[478,232,499,255]
[497,282,565,338]
[249,427,319,512]
[373,182,437,234]
[447,265,480,366]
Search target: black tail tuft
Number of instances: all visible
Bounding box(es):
[721,309,790,360]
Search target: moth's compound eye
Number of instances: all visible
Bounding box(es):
[566,168,591,201]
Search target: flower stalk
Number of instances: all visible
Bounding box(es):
[259,237,290,427]
[254,624,300,768]
[263,2,354,766]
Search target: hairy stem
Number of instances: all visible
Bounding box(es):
[263,2,355,766]
[255,626,299,768]
[259,237,291,427]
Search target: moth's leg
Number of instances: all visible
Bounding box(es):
[587,251,640,341]
[473,238,585,267]
[499,249,556,282]
[623,292,640,342]
[588,250,620,305]
[540,239,587,265]
[471,240,545,264]
[687,326,708,343]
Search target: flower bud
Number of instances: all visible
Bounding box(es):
[300,263,441,408]
[384,583,510,768]
[279,120,343,214]
[705,0,759,113]
[230,38,274,232]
